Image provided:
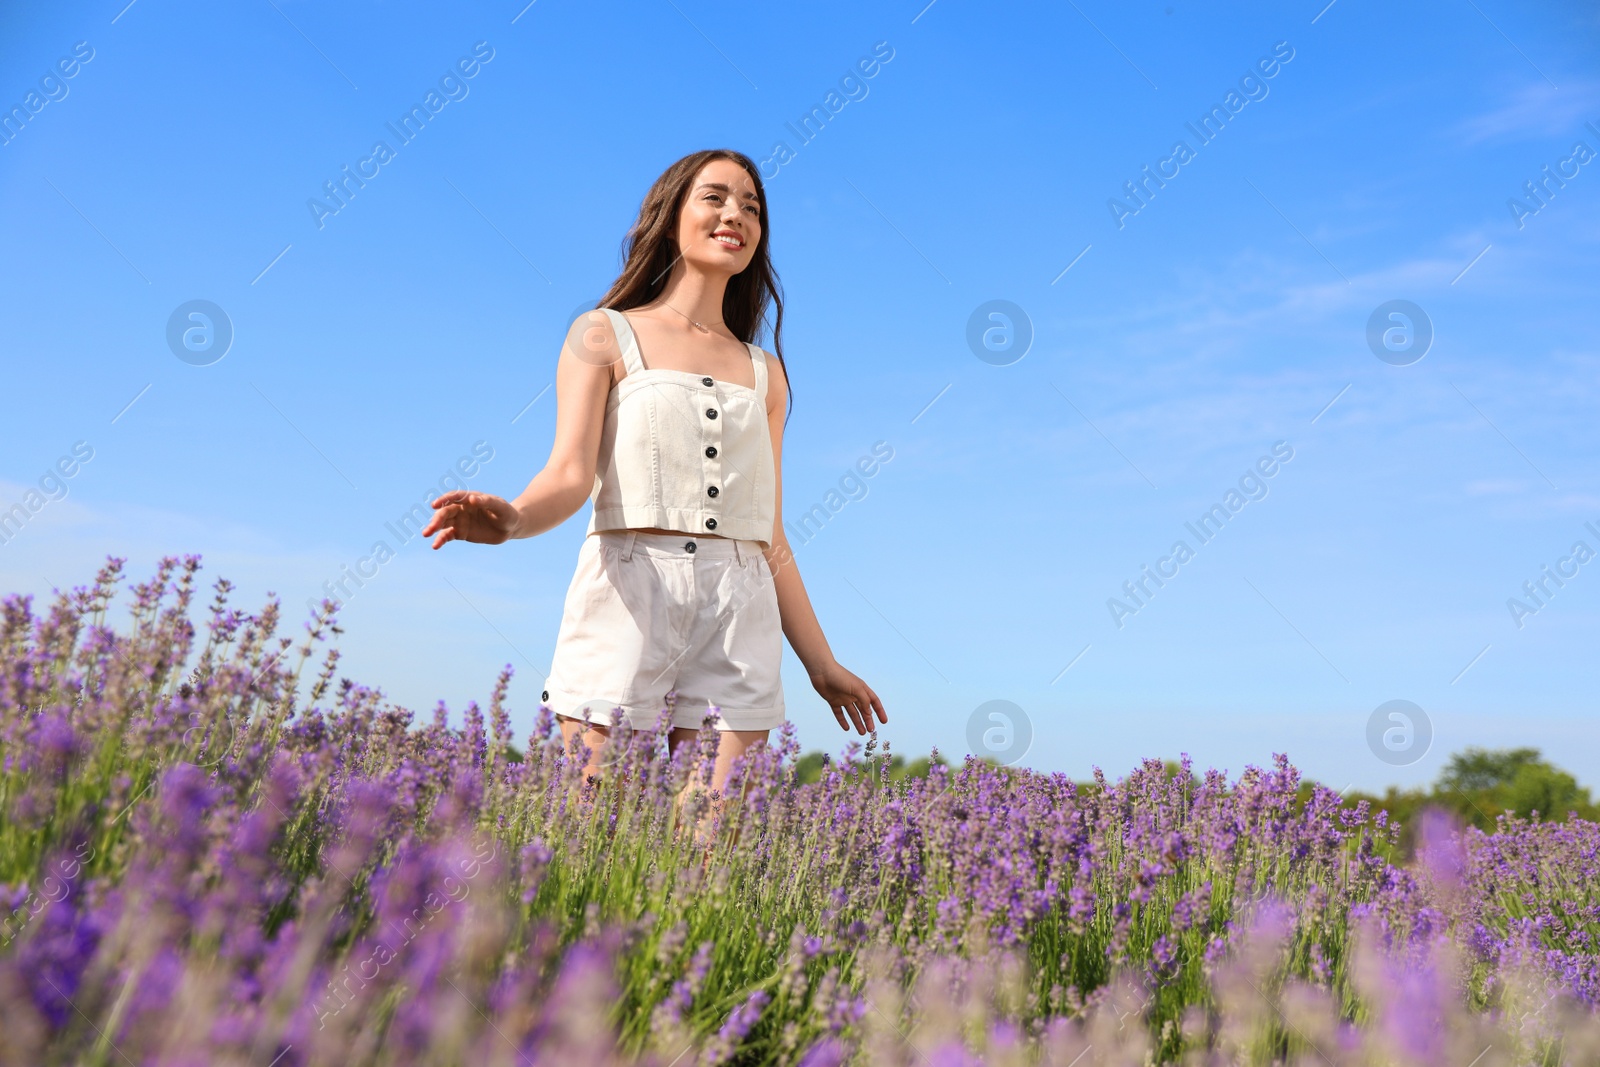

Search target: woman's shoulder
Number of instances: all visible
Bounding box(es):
[567,306,622,337]
[559,307,629,389]
[760,345,788,412]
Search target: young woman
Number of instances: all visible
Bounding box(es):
[421,149,887,791]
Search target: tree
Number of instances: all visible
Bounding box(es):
[787,750,948,787]
[1433,747,1595,828]
[1436,747,1542,795]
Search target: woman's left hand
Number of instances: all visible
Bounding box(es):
[809,661,887,734]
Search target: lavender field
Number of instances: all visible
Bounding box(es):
[1,557,1597,1066]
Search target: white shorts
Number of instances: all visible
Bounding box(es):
[542,529,785,732]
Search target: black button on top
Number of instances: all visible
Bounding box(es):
[685,541,697,553]
[705,407,718,419]
[541,689,549,701]
[705,517,717,530]
[707,485,719,498]
[705,445,717,458]
[701,376,714,386]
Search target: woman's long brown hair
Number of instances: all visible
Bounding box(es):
[595,149,790,423]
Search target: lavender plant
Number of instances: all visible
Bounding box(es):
[0,557,1595,1065]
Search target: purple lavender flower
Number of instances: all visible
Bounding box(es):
[519,839,553,904]
[2,556,1597,1064]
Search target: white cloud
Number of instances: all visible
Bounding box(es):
[1465,478,1527,495]
[1454,81,1600,146]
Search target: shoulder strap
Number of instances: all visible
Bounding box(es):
[746,342,768,402]
[600,308,646,377]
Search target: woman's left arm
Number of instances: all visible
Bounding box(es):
[760,354,888,735]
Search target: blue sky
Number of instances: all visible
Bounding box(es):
[2,0,1597,792]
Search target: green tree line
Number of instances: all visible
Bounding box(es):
[786,745,1596,848]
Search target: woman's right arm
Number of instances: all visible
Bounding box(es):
[423,313,619,548]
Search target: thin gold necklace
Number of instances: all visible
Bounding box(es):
[661,299,724,333]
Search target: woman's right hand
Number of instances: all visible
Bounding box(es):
[422,491,521,548]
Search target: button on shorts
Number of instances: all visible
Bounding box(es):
[543,529,785,732]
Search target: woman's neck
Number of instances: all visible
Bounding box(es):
[652,264,730,326]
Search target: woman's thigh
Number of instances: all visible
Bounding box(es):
[668,727,769,788]
[556,718,768,791]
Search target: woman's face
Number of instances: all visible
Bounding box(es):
[672,157,762,278]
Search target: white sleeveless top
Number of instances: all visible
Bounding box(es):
[585,308,777,547]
